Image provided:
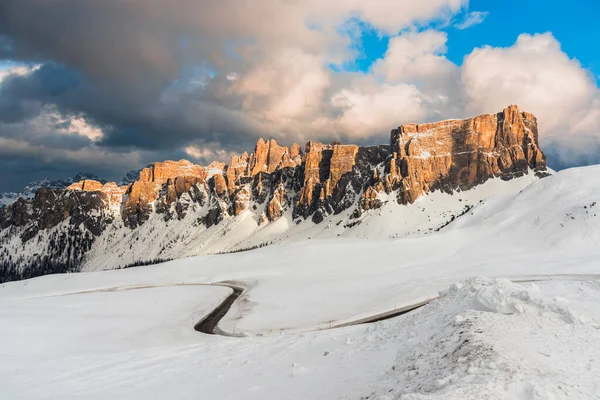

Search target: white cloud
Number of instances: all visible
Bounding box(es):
[462,33,598,138]
[373,30,450,82]
[184,145,238,163]
[328,82,425,137]
[371,29,460,105]
[4,1,600,177]
[234,49,331,122]
[0,64,40,85]
[311,30,462,139]
[456,11,488,29]
[20,108,105,143]
[461,32,600,166]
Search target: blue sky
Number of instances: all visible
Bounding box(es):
[351,0,599,82]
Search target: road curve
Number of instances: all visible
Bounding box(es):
[21,274,599,337]
[192,274,600,337]
[194,284,244,336]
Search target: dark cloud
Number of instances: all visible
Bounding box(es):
[0,1,598,192]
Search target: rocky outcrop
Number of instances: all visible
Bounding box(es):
[139,160,207,185]
[66,179,104,191]
[381,105,546,204]
[247,139,302,176]
[67,181,128,208]
[0,105,547,282]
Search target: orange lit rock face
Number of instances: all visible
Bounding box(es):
[66,180,126,207]
[66,180,104,191]
[226,153,249,193]
[266,184,287,221]
[383,105,546,204]
[123,182,158,228]
[213,174,228,197]
[233,186,251,215]
[247,139,302,176]
[327,144,359,196]
[165,176,204,206]
[139,160,207,185]
[58,105,546,229]
[100,182,128,207]
[297,142,359,208]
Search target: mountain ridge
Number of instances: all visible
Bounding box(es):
[0,173,106,208]
[0,105,547,282]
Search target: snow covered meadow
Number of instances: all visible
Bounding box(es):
[1,166,600,399]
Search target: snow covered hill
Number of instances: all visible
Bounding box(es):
[0,164,599,398]
[1,275,598,398]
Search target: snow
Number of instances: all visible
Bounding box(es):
[0,285,231,356]
[2,166,543,271]
[1,165,600,398]
[2,277,599,399]
[364,278,600,399]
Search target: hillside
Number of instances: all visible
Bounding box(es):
[1,164,599,398]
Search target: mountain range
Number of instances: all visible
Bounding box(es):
[0,105,547,282]
[0,173,107,208]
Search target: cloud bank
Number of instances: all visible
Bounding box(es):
[0,0,598,190]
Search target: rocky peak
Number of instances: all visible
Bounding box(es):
[297,142,360,212]
[382,104,546,204]
[0,105,549,281]
[66,179,104,191]
[56,105,546,227]
[139,160,207,185]
[0,172,107,208]
[247,138,302,176]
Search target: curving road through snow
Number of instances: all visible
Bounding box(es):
[193,274,600,336]
[19,274,600,337]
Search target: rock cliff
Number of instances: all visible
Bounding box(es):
[0,106,547,282]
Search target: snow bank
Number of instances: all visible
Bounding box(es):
[364,277,600,399]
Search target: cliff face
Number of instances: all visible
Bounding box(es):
[385,105,545,204]
[0,106,547,281]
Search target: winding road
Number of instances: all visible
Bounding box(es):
[192,274,600,336]
[22,274,600,337]
[194,284,244,335]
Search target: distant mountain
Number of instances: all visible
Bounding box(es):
[119,165,151,186]
[0,173,106,207]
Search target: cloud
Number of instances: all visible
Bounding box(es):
[373,30,451,82]
[0,63,40,84]
[0,1,599,190]
[456,11,488,29]
[0,136,144,190]
[323,30,463,138]
[461,32,600,168]
[184,144,239,164]
[327,82,426,137]
[0,0,470,190]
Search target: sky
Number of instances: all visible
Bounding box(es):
[0,0,599,191]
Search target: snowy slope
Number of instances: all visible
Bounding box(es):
[2,166,599,334]
[0,165,599,399]
[363,278,600,399]
[1,277,598,399]
[77,169,542,271]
